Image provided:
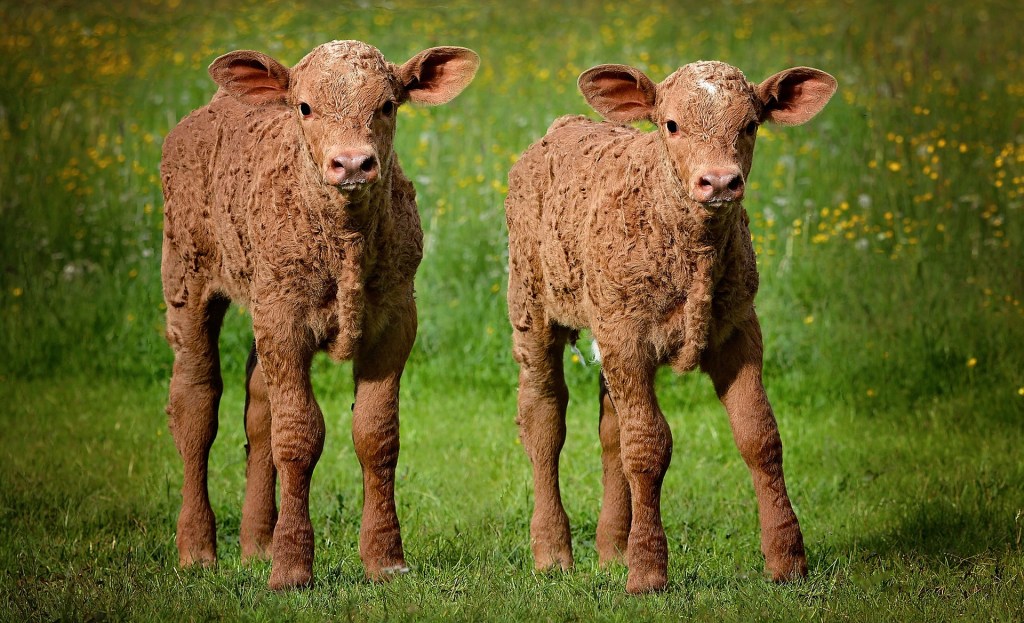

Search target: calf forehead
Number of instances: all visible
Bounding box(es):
[291,40,399,112]
[661,61,759,125]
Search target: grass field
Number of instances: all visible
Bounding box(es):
[1,0,1022,620]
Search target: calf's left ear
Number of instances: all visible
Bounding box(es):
[757,67,837,125]
[399,47,480,105]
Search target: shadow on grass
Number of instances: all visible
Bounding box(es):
[844,497,1021,564]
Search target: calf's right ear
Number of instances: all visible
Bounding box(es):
[208,51,290,106]
[578,64,657,123]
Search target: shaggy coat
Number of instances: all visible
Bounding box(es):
[505,60,836,593]
[160,40,478,590]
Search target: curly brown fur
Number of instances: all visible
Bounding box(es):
[506,60,835,593]
[161,40,478,590]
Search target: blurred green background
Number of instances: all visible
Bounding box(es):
[1,0,1021,620]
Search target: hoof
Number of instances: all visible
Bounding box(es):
[532,543,574,572]
[767,555,808,582]
[530,512,573,572]
[177,532,216,568]
[240,524,275,563]
[176,513,217,568]
[596,540,627,568]
[625,567,668,594]
[240,538,273,565]
[179,550,217,568]
[268,563,313,591]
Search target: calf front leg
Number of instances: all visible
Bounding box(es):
[165,293,229,568]
[351,306,417,580]
[601,354,672,593]
[241,344,277,562]
[254,318,324,590]
[513,324,573,571]
[703,315,807,582]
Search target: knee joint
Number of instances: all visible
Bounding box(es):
[273,444,321,475]
[738,434,782,471]
[621,437,672,481]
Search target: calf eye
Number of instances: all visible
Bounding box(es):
[381,100,395,117]
[299,102,312,117]
[744,120,757,136]
[666,120,679,134]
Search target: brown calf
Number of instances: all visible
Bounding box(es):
[160,40,478,589]
[505,60,836,592]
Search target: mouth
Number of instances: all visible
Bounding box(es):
[335,181,368,193]
[697,199,739,208]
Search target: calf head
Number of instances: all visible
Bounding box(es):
[209,41,479,193]
[579,60,836,207]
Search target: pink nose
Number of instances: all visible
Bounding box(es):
[326,149,378,187]
[692,168,744,203]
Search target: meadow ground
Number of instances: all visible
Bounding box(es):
[1,0,1022,620]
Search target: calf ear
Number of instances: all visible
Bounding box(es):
[757,67,837,126]
[399,47,480,105]
[578,64,657,123]
[208,51,290,106]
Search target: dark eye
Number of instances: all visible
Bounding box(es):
[666,120,678,134]
[744,120,757,136]
[381,100,395,116]
[299,102,312,117]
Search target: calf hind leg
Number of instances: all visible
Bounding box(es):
[165,293,230,567]
[241,344,277,562]
[596,372,631,565]
[514,325,573,571]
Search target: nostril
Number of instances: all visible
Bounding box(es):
[698,177,714,190]
[359,156,377,173]
[727,175,743,191]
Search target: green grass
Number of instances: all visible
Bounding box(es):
[1,0,1022,620]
